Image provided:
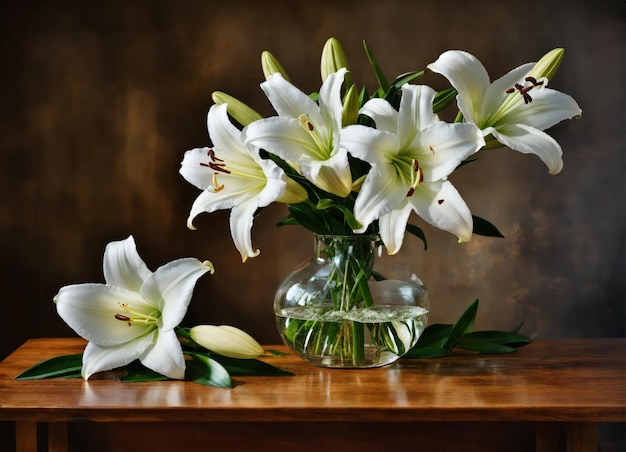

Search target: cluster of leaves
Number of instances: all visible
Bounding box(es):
[405,299,532,358]
[15,328,293,388]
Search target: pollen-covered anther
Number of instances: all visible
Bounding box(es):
[210,172,225,193]
[406,159,423,197]
[506,77,543,104]
[200,149,231,174]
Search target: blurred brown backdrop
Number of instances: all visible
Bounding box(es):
[0,0,623,370]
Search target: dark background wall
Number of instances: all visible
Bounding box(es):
[0,0,623,376]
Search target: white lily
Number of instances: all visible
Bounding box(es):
[341,84,485,253]
[427,50,582,174]
[243,68,353,197]
[180,103,305,262]
[54,236,214,380]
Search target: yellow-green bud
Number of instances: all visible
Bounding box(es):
[320,37,352,87]
[277,177,308,204]
[190,325,264,359]
[211,91,262,127]
[261,51,291,82]
[341,84,359,127]
[528,48,564,82]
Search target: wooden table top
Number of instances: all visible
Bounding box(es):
[0,338,624,424]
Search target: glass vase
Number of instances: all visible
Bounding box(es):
[274,234,429,368]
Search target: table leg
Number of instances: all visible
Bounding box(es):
[567,422,598,452]
[49,422,68,452]
[15,421,37,452]
[536,422,598,452]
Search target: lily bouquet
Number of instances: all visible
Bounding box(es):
[179,38,581,367]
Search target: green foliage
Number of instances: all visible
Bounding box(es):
[15,332,293,387]
[15,354,83,380]
[404,299,532,359]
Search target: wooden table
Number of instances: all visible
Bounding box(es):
[0,338,624,452]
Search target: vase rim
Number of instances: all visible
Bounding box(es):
[314,233,380,240]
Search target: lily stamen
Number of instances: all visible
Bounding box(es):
[406,159,423,197]
[298,114,329,156]
[210,172,225,193]
[506,77,544,105]
[115,302,160,326]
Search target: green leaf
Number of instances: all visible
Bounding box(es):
[15,354,83,380]
[391,71,424,89]
[211,355,294,377]
[443,299,479,350]
[472,215,504,238]
[414,323,453,348]
[363,40,390,96]
[404,346,454,359]
[406,224,428,250]
[288,204,328,235]
[120,361,169,382]
[186,352,232,388]
[462,330,533,348]
[455,338,517,354]
[433,87,458,113]
[264,349,289,357]
[316,198,335,210]
[335,205,362,230]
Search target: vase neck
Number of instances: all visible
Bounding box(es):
[313,234,378,270]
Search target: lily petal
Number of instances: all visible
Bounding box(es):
[299,147,352,197]
[353,165,407,233]
[341,125,400,166]
[378,201,414,255]
[427,50,490,123]
[359,98,399,134]
[493,87,582,131]
[81,332,155,379]
[414,122,484,182]
[243,117,320,164]
[397,85,437,145]
[229,199,261,262]
[408,180,473,243]
[55,284,153,346]
[140,258,212,330]
[261,73,323,124]
[140,329,186,380]
[103,236,151,292]
[488,123,564,174]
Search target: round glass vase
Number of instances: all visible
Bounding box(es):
[274,234,429,368]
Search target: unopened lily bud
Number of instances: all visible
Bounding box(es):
[261,51,291,82]
[190,325,264,359]
[320,37,352,87]
[527,48,564,82]
[341,84,359,127]
[278,177,308,204]
[211,91,262,127]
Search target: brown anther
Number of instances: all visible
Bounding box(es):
[525,76,544,87]
[407,187,415,197]
[428,145,434,153]
[437,199,444,205]
[207,149,224,162]
[115,314,132,326]
[306,121,314,131]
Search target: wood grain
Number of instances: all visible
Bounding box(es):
[1,338,624,424]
